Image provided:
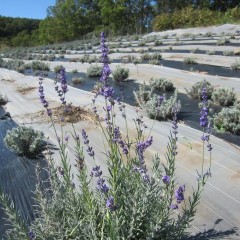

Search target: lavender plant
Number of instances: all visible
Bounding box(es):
[112,66,129,82]
[213,107,240,135]
[186,80,214,100]
[211,87,237,107]
[86,65,102,77]
[4,126,44,158]
[149,78,175,92]
[0,33,212,240]
[134,84,179,121]
[0,94,8,105]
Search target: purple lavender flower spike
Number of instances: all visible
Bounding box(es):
[82,129,87,138]
[175,185,185,204]
[101,184,109,193]
[117,140,128,155]
[64,135,69,142]
[99,32,114,100]
[54,67,68,106]
[157,95,165,112]
[87,146,95,157]
[38,77,52,117]
[60,67,68,94]
[106,105,112,111]
[91,166,109,194]
[200,82,213,152]
[137,136,153,165]
[82,129,95,157]
[200,83,209,128]
[142,173,150,183]
[172,102,180,136]
[91,165,102,177]
[57,166,64,176]
[122,146,129,155]
[106,196,118,211]
[171,203,178,210]
[133,137,153,182]
[112,127,121,143]
[207,143,212,151]
[28,230,35,240]
[162,175,171,184]
[97,178,109,193]
[47,109,52,117]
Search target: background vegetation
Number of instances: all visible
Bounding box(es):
[0,0,240,48]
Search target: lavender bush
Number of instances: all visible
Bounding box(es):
[211,87,236,107]
[149,78,175,92]
[213,106,240,134]
[4,126,45,158]
[31,61,50,72]
[0,33,212,239]
[86,65,102,77]
[112,66,129,82]
[186,80,214,100]
[0,94,8,105]
[134,84,179,120]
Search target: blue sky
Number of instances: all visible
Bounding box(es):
[0,0,56,19]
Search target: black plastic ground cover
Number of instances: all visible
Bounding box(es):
[0,106,48,238]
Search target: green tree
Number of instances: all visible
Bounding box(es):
[98,0,154,35]
[39,0,101,43]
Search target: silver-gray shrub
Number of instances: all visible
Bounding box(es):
[152,52,162,60]
[134,84,180,120]
[134,83,153,106]
[0,94,8,105]
[150,78,175,92]
[211,87,237,107]
[86,65,102,77]
[0,58,25,72]
[4,126,44,158]
[223,50,234,56]
[112,66,129,82]
[138,41,146,46]
[54,65,64,73]
[87,55,98,64]
[207,50,215,55]
[141,53,151,61]
[154,39,163,46]
[216,37,230,46]
[145,91,181,120]
[234,100,240,110]
[213,107,240,135]
[72,77,84,85]
[31,61,50,71]
[141,52,162,61]
[183,57,197,64]
[149,59,160,65]
[186,80,214,99]
[231,60,240,71]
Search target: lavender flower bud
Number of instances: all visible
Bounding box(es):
[162,175,170,184]
[106,196,118,211]
[171,203,178,209]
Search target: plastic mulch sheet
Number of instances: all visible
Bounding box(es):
[0,106,48,237]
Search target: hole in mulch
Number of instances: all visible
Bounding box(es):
[28,104,101,124]
[16,85,37,95]
[1,78,15,82]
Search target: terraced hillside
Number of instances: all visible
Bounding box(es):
[0,24,240,239]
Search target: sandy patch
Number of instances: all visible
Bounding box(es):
[20,104,100,125]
